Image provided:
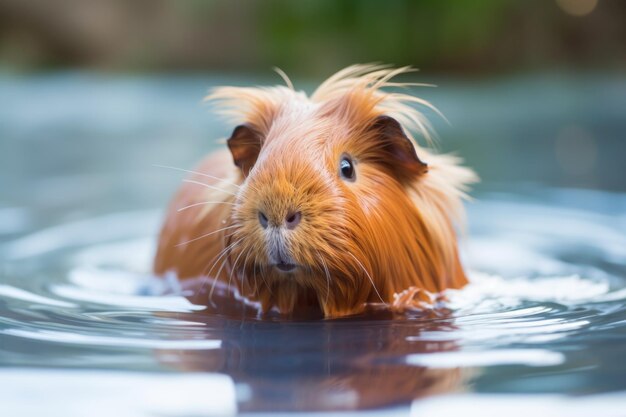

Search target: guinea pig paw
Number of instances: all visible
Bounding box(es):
[391,287,436,312]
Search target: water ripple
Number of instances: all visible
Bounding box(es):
[0,189,625,413]
[2,328,221,350]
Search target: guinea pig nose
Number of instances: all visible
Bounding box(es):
[258,211,269,229]
[285,211,301,229]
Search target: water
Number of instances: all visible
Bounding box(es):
[1,73,625,416]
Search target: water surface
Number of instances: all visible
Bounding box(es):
[1,73,625,416]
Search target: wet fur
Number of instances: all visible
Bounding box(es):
[154,65,477,317]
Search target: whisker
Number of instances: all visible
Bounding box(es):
[153,164,241,189]
[258,252,272,296]
[227,247,247,296]
[175,225,238,247]
[206,237,245,301]
[177,201,236,212]
[212,241,242,298]
[252,252,260,296]
[240,249,254,296]
[347,252,386,305]
[197,241,236,306]
[205,237,241,278]
[316,250,331,312]
[182,179,238,196]
[155,163,262,196]
[203,240,236,278]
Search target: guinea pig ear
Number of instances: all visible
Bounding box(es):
[227,124,262,176]
[370,115,428,181]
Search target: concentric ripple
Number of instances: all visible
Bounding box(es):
[0,188,625,416]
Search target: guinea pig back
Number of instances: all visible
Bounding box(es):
[154,64,477,317]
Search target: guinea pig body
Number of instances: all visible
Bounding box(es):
[154,65,477,317]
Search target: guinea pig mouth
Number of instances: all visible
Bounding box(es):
[274,262,297,273]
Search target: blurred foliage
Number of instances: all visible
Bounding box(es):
[0,0,624,76]
[256,0,511,74]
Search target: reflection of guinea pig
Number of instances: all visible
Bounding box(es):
[154,65,477,317]
[156,309,469,412]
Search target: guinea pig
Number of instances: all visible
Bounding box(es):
[154,64,477,317]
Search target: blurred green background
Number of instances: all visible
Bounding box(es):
[1,0,625,233]
[0,0,624,76]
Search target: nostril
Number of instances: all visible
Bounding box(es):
[258,211,269,229]
[285,211,301,229]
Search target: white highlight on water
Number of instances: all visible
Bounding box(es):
[0,284,76,308]
[2,328,221,350]
[449,272,611,310]
[406,349,565,368]
[411,392,626,417]
[0,369,237,417]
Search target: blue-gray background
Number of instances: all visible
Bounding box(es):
[1,1,624,229]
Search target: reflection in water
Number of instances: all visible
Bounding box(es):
[0,190,625,415]
[157,294,467,411]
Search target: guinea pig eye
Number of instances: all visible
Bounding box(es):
[339,155,355,181]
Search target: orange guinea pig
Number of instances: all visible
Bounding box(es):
[154,65,477,317]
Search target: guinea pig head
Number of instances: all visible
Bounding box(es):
[211,66,475,317]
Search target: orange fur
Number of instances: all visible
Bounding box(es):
[154,65,477,317]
